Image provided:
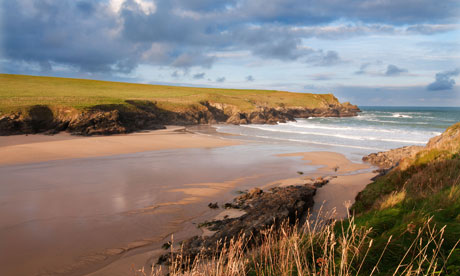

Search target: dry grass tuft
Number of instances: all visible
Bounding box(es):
[131,208,458,276]
[378,190,406,210]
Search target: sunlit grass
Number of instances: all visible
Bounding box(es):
[133,211,459,276]
[0,74,339,115]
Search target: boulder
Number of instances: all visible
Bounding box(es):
[362,145,424,169]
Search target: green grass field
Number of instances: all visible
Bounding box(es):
[0,74,339,115]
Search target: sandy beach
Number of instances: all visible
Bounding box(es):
[0,128,376,276]
[0,126,238,165]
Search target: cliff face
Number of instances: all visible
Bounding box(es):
[0,100,360,136]
[362,122,460,170]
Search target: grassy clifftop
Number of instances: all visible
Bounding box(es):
[0,74,359,135]
[0,74,343,114]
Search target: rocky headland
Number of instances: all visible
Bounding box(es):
[0,100,360,136]
[0,74,361,136]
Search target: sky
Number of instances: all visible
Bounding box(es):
[1,0,459,106]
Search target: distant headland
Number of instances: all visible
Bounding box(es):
[0,74,360,135]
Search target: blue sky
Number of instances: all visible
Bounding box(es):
[1,0,459,106]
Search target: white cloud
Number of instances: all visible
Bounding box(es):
[110,0,156,15]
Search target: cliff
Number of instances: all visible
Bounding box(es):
[0,74,360,135]
[362,122,460,170]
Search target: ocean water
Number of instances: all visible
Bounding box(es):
[216,107,460,161]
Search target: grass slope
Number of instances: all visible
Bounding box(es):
[0,74,340,115]
[350,122,460,275]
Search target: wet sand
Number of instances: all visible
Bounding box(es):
[0,129,376,276]
[312,172,376,218]
[88,151,376,276]
[0,126,238,165]
[277,151,370,175]
[267,152,376,218]
[0,134,309,276]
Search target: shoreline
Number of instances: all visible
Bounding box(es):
[0,127,376,276]
[0,126,239,166]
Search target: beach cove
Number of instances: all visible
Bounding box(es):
[0,126,375,276]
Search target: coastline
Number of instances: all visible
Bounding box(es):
[0,126,376,276]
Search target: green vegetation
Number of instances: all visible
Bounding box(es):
[0,74,339,115]
[349,122,460,275]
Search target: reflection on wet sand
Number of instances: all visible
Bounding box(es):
[0,138,310,276]
[0,128,375,276]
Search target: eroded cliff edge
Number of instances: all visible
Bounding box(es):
[0,100,360,136]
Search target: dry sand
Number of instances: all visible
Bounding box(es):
[0,126,238,165]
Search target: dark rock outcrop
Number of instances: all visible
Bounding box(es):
[0,106,69,135]
[158,185,316,265]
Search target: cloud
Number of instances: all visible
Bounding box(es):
[1,0,139,73]
[237,0,460,25]
[171,53,215,68]
[385,64,408,76]
[355,63,372,75]
[246,75,254,81]
[193,72,205,79]
[216,76,226,82]
[335,85,460,106]
[309,74,333,81]
[354,61,385,75]
[303,84,318,90]
[1,0,459,77]
[406,24,457,35]
[427,69,460,91]
[173,0,238,12]
[314,50,342,66]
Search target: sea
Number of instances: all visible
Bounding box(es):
[215,107,460,162]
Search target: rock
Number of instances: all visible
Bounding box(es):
[248,187,263,197]
[362,145,424,169]
[313,177,329,187]
[426,123,460,152]
[158,184,316,265]
[208,202,219,209]
[224,203,237,209]
[226,113,248,125]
